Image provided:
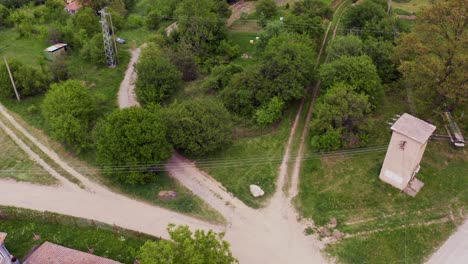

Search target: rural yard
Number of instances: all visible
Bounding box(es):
[0,0,466,263]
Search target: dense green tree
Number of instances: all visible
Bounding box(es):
[256,20,286,51]
[80,33,106,65]
[0,0,33,9]
[0,59,49,99]
[49,53,69,82]
[215,0,231,18]
[284,12,324,40]
[255,0,277,18]
[220,69,268,117]
[145,9,160,30]
[42,80,96,152]
[175,0,225,57]
[44,0,67,22]
[311,82,371,149]
[74,7,100,37]
[135,44,182,104]
[138,224,238,264]
[319,55,383,106]
[203,64,242,92]
[327,34,363,61]
[363,37,397,83]
[165,99,232,156]
[293,0,333,19]
[260,32,316,102]
[255,96,285,126]
[395,0,467,111]
[166,45,199,81]
[96,106,173,185]
[342,0,386,29]
[0,4,10,27]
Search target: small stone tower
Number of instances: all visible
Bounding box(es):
[379,113,436,196]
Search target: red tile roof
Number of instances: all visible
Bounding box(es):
[23,242,121,264]
[64,1,81,11]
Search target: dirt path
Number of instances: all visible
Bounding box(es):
[117,47,142,109]
[425,219,468,264]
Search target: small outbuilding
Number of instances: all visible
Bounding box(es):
[379,113,436,196]
[44,43,68,60]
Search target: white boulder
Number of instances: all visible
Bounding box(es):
[249,184,265,197]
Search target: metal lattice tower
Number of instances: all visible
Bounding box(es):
[99,8,118,66]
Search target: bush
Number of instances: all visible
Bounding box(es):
[310,129,342,151]
[202,64,242,92]
[96,107,173,185]
[0,59,50,99]
[255,96,285,126]
[42,80,96,152]
[135,44,182,104]
[146,10,160,30]
[256,0,277,18]
[126,14,144,29]
[165,99,232,157]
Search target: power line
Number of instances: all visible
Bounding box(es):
[0,145,387,175]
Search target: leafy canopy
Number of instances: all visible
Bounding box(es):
[138,224,238,264]
[42,80,97,152]
[319,55,382,106]
[395,0,467,111]
[165,99,232,157]
[135,44,182,105]
[96,107,173,185]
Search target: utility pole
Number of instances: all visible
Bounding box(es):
[3,57,21,101]
[99,8,117,67]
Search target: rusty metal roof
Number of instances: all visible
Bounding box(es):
[391,113,436,143]
[23,242,121,264]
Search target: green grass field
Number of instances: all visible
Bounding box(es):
[200,101,301,208]
[0,128,56,185]
[391,0,431,14]
[0,206,155,264]
[296,90,467,263]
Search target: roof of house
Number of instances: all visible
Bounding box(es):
[64,1,81,11]
[391,113,436,143]
[0,232,6,244]
[23,242,121,264]
[44,43,68,52]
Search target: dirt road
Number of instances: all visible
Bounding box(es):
[426,220,468,264]
[117,47,141,109]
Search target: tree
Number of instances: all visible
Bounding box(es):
[319,55,383,106]
[96,106,173,185]
[220,69,268,117]
[42,80,96,152]
[363,37,397,83]
[80,33,107,65]
[74,7,100,37]
[135,44,182,104]
[0,4,10,27]
[175,0,225,57]
[327,34,363,61]
[260,32,316,102]
[202,64,242,92]
[255,0,277,18]
[145,10,160,30]
[255,96,285,126]
[311,82,371,149]
[49,53,69,82]
[293,0,333,19]
[166,45,199,81]
[395,0,467,111]
[342,0,386,29]
[138,224,238,264]
[0,59,49,99]
[165,99,232,156]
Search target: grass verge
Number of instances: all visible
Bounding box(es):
[0,206,156,264]
[0,127,55,185]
